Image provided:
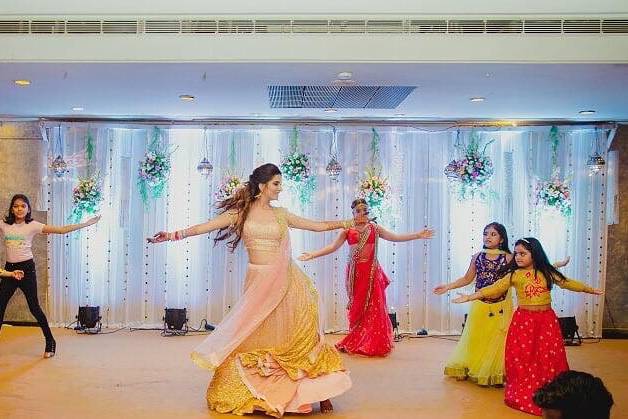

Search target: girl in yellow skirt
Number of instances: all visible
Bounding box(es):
[434,223,569,387]
[434,222,513,386]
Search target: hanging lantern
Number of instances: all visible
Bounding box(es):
[196,157,213,177]
[326,157,342,181]
[197,127,213,178]
[325,127,342,181]
[587,152,605,176]
[443,159,461,180]
[51,154,68,177]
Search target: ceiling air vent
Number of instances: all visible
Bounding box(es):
[66,21,101,34]
[292,20,330,33]
[268,86,416,109]
[563,20,601,34]
[254,20,292,33]
[181,20,217,34]
[524,20,562,34]
[602,19,628,34]
[30,20,66,34]
[102,21,137,34]
[409,20,447,33]
[217,20,255,34]
[448,20,485,34]
[145,20,180,33]
[366,20,406,33]
[486,20,523,34]
[329,20,367,33]
[0,20,29,33]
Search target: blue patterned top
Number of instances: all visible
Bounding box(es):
[474,252,508,303]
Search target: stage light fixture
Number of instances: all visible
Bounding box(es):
[75,306,102,334]
[163,308,189,336]
[558,316,582,346]
[388,308,400,341]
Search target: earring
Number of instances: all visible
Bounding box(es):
[254,192,261,198]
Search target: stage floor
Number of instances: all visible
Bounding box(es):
[1,326,626,419]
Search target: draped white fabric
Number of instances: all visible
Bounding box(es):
[44,124,610,337]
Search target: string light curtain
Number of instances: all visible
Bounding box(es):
[44,124,611,337]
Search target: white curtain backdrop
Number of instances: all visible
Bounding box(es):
[42,123,610,337]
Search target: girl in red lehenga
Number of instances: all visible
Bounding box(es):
[299,198,434,357]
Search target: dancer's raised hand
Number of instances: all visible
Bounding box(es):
[452,293,472,304]
[84,215,101,226]
[417,228,435,239]
[147,231,170,244]
[433,284,450,295]
[554,256,571,268]
[298,252,315,261]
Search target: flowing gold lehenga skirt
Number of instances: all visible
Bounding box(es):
[192,255,351,417]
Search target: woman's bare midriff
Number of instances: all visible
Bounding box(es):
[519,304,551,311]
[248,250,280,265]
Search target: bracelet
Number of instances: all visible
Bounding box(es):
[173,230,186,241]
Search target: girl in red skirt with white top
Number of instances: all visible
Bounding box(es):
[452,237,603,416]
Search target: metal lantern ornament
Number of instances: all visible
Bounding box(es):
[50,125,68,177]
[197,157,213,177]
[197,128,213,178]
[325,128,343,181]
[587,153,605,175]
[587,129,606,176]
[51,154,68,177]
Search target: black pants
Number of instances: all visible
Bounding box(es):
[0,259,54,341]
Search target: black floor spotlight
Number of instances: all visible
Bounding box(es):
[388,308,400,341]
[558,316,582,346]
[163,308,188,336]
[75,306,102,334]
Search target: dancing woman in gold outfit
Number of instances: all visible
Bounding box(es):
[149,163,361,417]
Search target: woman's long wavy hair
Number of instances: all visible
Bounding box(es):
[214,163,282,251]
[496,237,566,290]
[4,194,34,225]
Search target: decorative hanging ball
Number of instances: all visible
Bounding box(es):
[196,157,213,177]
[51,154,68,177]
[326,157,342,181]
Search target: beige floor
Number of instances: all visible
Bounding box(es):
[0,326,626,419]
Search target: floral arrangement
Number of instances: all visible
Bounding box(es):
[536,175,572,217]
[138,128,174,205]
[534,126,572,217]
[69,173,103,222]
[280,127,317,206]
[215,174,244,201]
[444,132,495,200]
[357,168,390,209]
[281,151,312,183]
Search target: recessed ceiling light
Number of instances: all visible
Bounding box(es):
[323,108,337,113]
[331,79,358,87]
[337,71,353,80]
[72,107,84,111]
[579,110,596,115]
[470,97,485,102]
[485,72,492,78]
[179,94,195,102]
[14,79,31,86]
